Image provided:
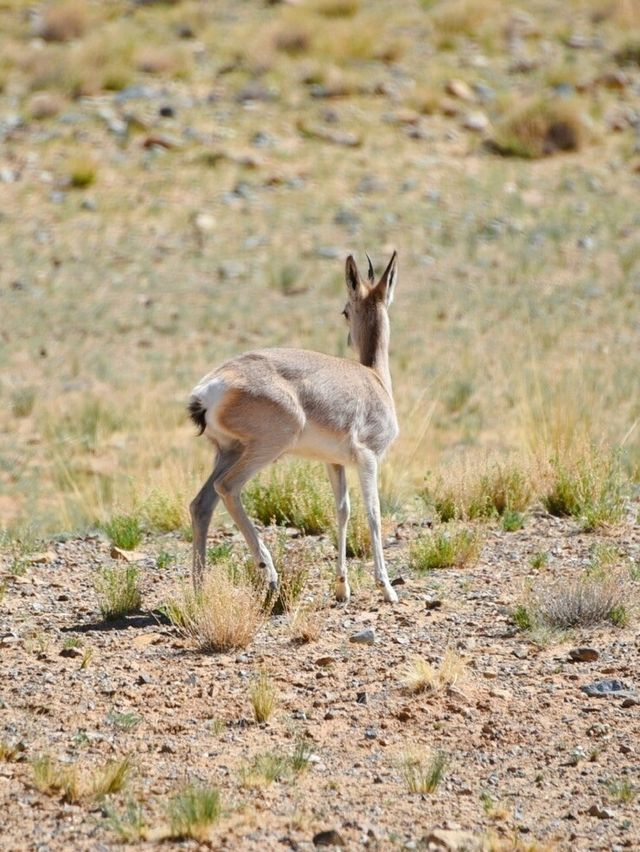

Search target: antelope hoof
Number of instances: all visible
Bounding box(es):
[335,579,351,603]
[382,584,398,604]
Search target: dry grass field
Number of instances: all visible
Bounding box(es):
[1,0,640,849]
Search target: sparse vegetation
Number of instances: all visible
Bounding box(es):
[244,462,332,535]
[95,564,142,620]
[166,567,265,652]
[409,527,481,572]
[249,671,278,723]
[401,749,447,794]
[167,784,221,842]
[104,799,146,843]
[31,754,131,802]
[515,572,632,631]
[542,445,627,531]
[103,514,143,551]
[402,649,466,694]
[492,98,592,159]
[425,458,533,522]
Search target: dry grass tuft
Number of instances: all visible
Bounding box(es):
[516,571,632,631]
[492,97,592,158]
[540,442,627,531]
[425,456,534,522]
[249,670,279,723]
[310,0,361,18]
[39,2,89,43]
[427,0,505,49]
[166,568,265,652]
[402,649,466,694]
[287,598,327,643]
[32,754,131,802]
[401,749,447,794]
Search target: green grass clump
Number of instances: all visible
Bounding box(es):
[68,159,97,188]
[11,386,36,418]
[95,564,142,620]
[409,527,481,572]
[168,784,221,841]
[542,446,627,531]
[104,799,146,843]
[402,750,447,794]
[502,509,525,532]
[103,514,143,550]
[244,462,332,535]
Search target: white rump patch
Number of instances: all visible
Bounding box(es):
[191,376,228,433]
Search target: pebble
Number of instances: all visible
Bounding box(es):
[313,829,345,847]
[569,647,599,663]
[446,79,474,101]
[350,628,375,646]
[587,804,615,820]
[581,679,632,697]
[462,112,489,132]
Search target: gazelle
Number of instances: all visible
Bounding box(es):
[188,251,399,603]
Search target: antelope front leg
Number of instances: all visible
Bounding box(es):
[327,463,351,602]
[356,450,398,604]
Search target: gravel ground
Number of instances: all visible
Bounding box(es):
[1,513,639,851]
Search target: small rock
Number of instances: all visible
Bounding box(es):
[356,691,367,705]
[350,628,375,646]
[364,727,377,740]
[29,92,63,120]
[622,695,640,708]
[588,804,615,820]
[462,112,489,132]
[391,576,405,586]
[59,646,83,659]
[315,656,336,667]
[569,647,599,663]
[313,829,345,847]
[424,828,481,850]
[425,598,443,610]
[446,79,474,101]
[159,105,175,118]
[581,679,631,697]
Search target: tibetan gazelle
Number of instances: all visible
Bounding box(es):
[188,251,399,603]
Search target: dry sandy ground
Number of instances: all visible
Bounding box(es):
[1,513,639,851]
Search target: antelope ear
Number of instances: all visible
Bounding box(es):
[375,250,398,306]
[345,254,363,298]
[365,252,375,285]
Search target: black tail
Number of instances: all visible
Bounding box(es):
[187,397,207,436]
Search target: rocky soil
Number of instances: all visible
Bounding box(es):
[1,514,639,851]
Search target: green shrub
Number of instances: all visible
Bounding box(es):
[103,514,143,550]
[244,462,332,535]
